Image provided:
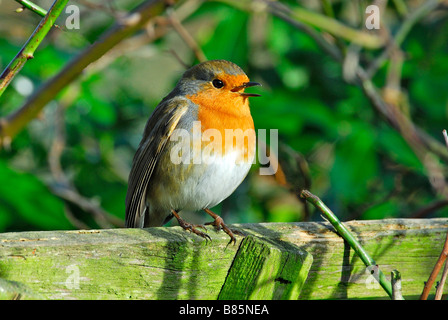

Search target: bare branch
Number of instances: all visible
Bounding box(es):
[391,270,405,300]
[47,99,123,228]
[435,261,448,300]
[443,129,448,150]
[167,8,207,63]
[0,0,69,100]
[420,230,448,299]
[410,199,448,218]
[366,0,442,77]
[0,0,179,147]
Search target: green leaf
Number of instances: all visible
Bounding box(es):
[330,123,378,203]
[200,7,249,65]
[0,160,72,231]
[377,126,423,173]
[362,201,398,220]
[78,74,117,126]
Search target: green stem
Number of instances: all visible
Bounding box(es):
[0,0,176,144]
[290,6,384,49]
[15,0,48,17]
[0,0,68,98]
[300,190,394,299]
[217,0,384,49]
[366,0,441,77]
[320,0,335,18]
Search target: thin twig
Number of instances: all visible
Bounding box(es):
[262,1,342,61]
[391,270,405,300]
[410,199,448,218]
[263,0,385,49]
[420,229,448,299]
[366,0,441,77]
[63,204,90,230]
[84,0,202,73]
[225,0,448,165]
[14,0,47,17]
[47,98,122,228]
[78,0,127,20]
[300,190,394,299]
[0,0,69,99]
[167,48,190,69]
[420,129,448,300]
[0,0,178,146]
[356,67,448,198]
[49,183,123,228]
[167,8,207,63]
[48,103,67,183]
[443,129,448,150]
[435,261,448,300]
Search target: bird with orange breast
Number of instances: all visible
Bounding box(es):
[125,60,261,244]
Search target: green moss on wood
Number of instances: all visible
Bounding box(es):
[1,219,447,300]
[218,235,312,299]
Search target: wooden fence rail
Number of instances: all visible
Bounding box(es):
[1,218,447,299]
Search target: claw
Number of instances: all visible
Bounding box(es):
[171,210,211,241]
[203,209,245,245]
[180,220,211,241]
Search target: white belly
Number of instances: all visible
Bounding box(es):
[182,151,252,210]
[147,150,253,212]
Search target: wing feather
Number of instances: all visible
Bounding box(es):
[125,97,189,227]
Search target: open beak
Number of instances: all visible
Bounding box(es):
[231,81,261,97]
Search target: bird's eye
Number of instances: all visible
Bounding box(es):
[212,79,224,89]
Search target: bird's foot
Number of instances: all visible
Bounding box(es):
[204,209,245,245]
[171,210,211,241]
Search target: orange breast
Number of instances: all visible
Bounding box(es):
[187,89,255,163]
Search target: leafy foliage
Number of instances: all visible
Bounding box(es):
[0,0,447,232]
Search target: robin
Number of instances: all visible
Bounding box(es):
[125,60,261,244]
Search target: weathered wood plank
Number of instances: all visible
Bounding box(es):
[1,218,447,299]
[242,218,448,299]
[0,227,239,299]
[218,235,312,299]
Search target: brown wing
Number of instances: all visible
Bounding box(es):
[125,97,189,227]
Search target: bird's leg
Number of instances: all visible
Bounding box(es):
[171,209,211,241]
[203,208,245,245]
